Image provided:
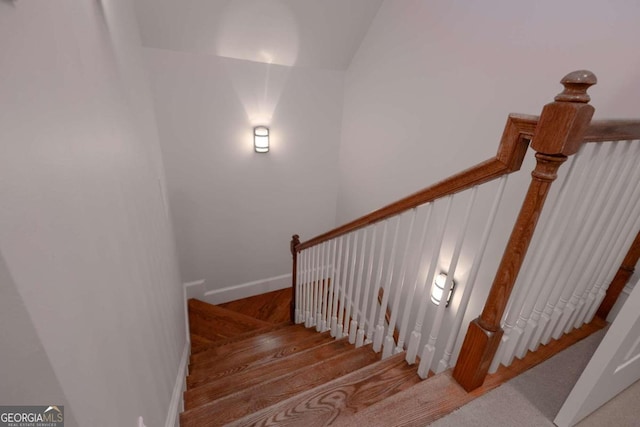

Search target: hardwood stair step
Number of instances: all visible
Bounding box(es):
[219,288,292,324]
[188,299,273,342]
[189,333,217,355]
[226,352,422,427]
[190,322,289,355]
[184,338,356,406]
[180,344,380,426]
[187,331,335,388]
[189,324,320,367]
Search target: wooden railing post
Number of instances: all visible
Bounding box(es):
[596,230,640,319]
[290,234,300,324]
[452,70,597,391]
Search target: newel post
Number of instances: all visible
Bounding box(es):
[290,234,300,324]
[452,71,597,391]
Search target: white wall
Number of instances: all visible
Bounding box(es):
[0,1,185,426]
[338,0,640,364]
[145,48,344,291]
[0,252,79,426]
[338,0,640,224]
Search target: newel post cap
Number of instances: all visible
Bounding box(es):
[554,70,597,103]
[531,70,597,156]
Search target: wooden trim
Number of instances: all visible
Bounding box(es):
[453,70,597,391]
[596,230,640,319]
[296,114,537,252]
[583,120,640,142]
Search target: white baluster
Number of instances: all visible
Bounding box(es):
[374,217,401,352]
[330,236,344,337]
[350,229,368,344]
[307,246,319,328]
[343,231,359,338]
[383,209,417,358]
[357,224,377,347]
[316,242,326,331]
[295,251,302,323]
[420,188,476,376]
[322,240,333,332]
[397,203,433,354]
[407,196,452,368]
[434,176,506,374]
[367,221,388,344]
[326,238,337,333]
[337,235,351,338]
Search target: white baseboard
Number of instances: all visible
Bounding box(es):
[200,274,292,305]
[183,280,206,343]
[165,340,189,427]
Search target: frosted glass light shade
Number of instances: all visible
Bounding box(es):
[254,126,269,153]
[431,273,454,306]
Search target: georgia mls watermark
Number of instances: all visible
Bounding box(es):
[0,406,63,427]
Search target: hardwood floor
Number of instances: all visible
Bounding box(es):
[181,291,607,426]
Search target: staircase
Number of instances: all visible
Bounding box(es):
[180,290,423,426]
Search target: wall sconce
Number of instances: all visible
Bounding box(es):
[431,273,455,307]
[254,126,269,153]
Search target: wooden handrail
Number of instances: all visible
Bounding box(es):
[584,120,640,142]
[295,114,538,252]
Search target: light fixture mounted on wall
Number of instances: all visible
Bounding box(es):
[253,126,269,153]
[431,273,455,307]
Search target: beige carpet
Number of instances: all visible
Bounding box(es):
[431,327,640,426]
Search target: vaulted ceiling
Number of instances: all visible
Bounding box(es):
[133,0,383,69]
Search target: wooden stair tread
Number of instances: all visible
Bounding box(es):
[184,338,356,406]
[226,352,421,427]
[188,298,273,342]
[190,322,288,355]
[180,344,381,426]
[219,288,292,324]
[187,330,335,386]
[189,324,319,366]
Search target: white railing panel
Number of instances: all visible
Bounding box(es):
[494,139,640,371]
[443,176,507,373]
[419,187,477,377]
[406,196,452,367]
[383,209,417,358]
[373,216,401,352]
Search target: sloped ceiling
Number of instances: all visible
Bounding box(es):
[132,0,383,69]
